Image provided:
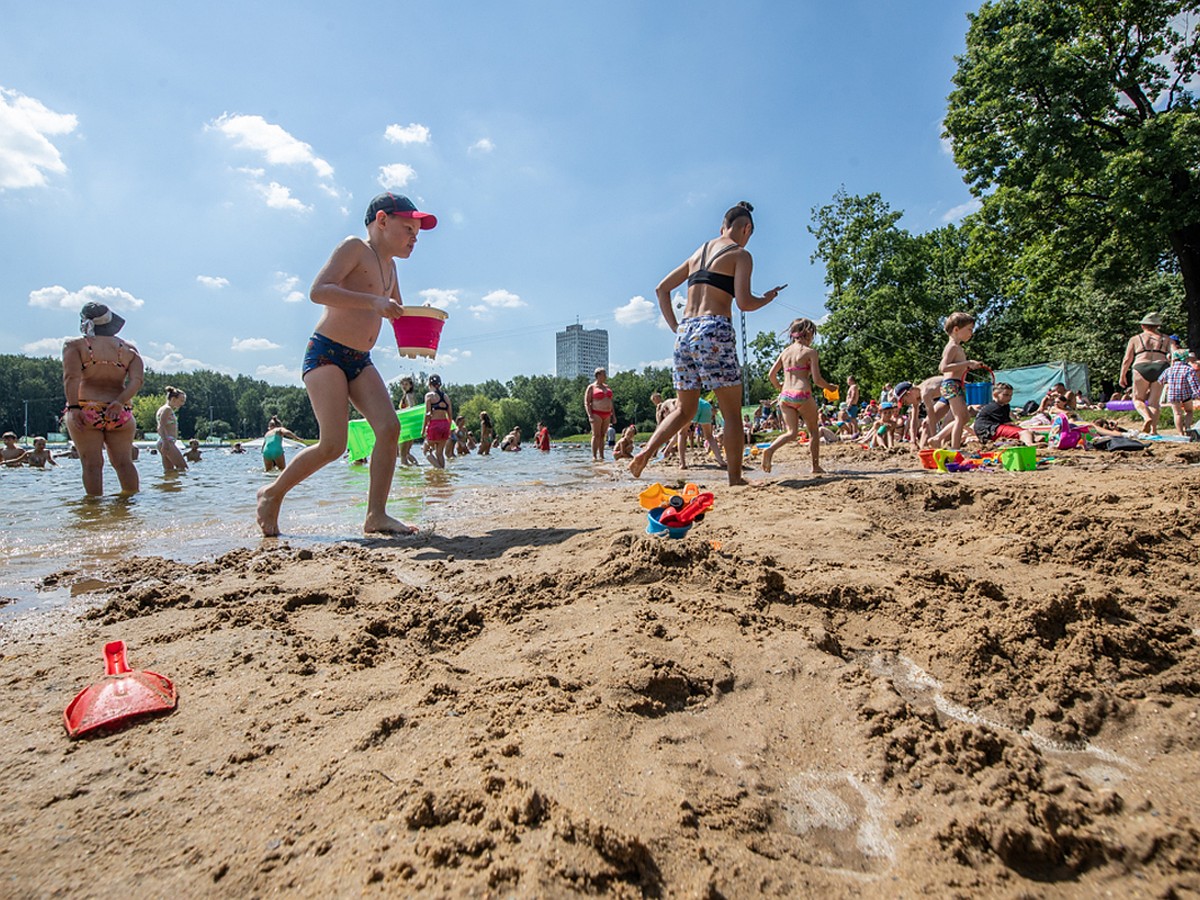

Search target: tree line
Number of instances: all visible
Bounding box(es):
[0,354,788,441]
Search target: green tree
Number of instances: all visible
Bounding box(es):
[944,0,1200,346]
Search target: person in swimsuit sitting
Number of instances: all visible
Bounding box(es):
[256,192,436,537]
[156,386,190,473]
[1,433,27,467]
[261,415,302,472]
[630,201,786,485]
[25,436,58,468]
[760,318,836,474]
[1119,312,1171,434]
[423,374,453,468]
[61,302,144,495]
[184,439,203,463]
[584,367,615,461]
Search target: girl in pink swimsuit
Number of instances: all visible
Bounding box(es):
[761,318,836,476]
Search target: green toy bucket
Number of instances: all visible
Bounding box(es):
[1000,445,1037,471]
[346,407,425,460]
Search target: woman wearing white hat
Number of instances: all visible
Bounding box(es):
[61,303,144,494]
[1119,312,1170,434]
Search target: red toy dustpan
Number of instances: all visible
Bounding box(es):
[64,641,177,738]
[658,492,714,528]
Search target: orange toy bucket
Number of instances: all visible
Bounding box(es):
[392,307,449,358]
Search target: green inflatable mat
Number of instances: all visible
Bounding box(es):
[346,406,425,460]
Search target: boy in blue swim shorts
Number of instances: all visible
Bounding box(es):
[256,192,437,536]
[630,201,785,485]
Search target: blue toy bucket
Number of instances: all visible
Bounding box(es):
[964,382,993,405]
[647,507,692,539]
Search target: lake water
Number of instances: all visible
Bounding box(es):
[0,442,628,619]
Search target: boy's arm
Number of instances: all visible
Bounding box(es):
[310,238,404,319]
[655,262,689,332]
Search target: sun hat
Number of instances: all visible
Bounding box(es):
[79,303,126,337]
[893,381,913,399]
[1140,312,1163,327]
[880,401,895,409]
[365,192,437,229]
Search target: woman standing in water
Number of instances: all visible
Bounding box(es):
[630,201,786,485]
[156,386,189,473]
[423,374,453,468]
[397,376,421,466]
[261,415,303,472]
[61,302,144,495]
[584,367,615,461]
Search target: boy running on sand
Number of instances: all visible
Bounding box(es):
[256,192,436,537]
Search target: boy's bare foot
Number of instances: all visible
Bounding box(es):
[728,477,751,486]
[256,485,282,537]
[812,466,827,475]
[760,448,774,473]
[629,452,650,478]
[364,513,419,535]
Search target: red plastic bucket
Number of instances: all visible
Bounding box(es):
[392,307,448,358]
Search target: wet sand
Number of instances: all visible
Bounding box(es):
[2,442,1198,897]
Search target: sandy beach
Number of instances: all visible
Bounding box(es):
[2,443,1199,898]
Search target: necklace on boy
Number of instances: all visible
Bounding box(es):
[366,239,393,296]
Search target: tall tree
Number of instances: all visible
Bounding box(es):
[944,0,1200,346]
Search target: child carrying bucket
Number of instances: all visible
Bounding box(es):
[256,192,436,537]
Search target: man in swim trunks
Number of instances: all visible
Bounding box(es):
[630,202,786,485]
[256,192,436,536]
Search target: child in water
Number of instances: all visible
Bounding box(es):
[760,318,836,475]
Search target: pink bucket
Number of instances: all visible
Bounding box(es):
[392,306,448,358]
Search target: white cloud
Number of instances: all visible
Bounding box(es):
[635,356,674,370]
[254,181,309,212]
[0,87,77,190]
[479,289,525,309]
[275,272,306,303]
[417,288,460,310]
[384,123,431,145]
[378,163,416,189]
[209,113,334,178]
[28,284,146,312]
[255,364,302,385]
[140,348,219,374]
[434,348,472,366]
[21,336,71,355]
[196,275,229,289]
[469,138,494,154]
[941,199,982,222]
[614,295,657,326]
[231,337,281,351]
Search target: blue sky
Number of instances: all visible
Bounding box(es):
[1,0,982,387]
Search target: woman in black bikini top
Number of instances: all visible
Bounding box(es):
[1119,312,1170,435]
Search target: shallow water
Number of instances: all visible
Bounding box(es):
[0,443,625,617]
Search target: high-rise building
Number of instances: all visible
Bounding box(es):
[556,323,609,379]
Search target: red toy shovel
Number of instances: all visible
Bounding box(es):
[64,641,177,738]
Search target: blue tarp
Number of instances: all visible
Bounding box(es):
[992,361,1091,409]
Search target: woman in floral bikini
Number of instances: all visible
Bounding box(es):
[61,302,144,495]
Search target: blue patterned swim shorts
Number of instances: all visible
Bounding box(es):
[673,316,742,391]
